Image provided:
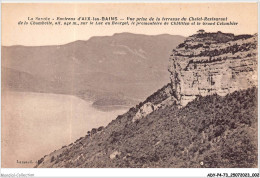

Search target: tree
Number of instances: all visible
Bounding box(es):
[197,29,205,34]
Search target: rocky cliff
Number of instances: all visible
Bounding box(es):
[169,31,257,106]
[132,31,258,121]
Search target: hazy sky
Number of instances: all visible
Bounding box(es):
[2,3,258,46]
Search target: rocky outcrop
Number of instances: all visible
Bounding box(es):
[169,31,258,106]
[110,151,121,160]
[133,31,258,117]
[132,31,258,119]
[132,84,176,122]
[132,102,154,122]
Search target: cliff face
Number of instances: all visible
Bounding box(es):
[169,32,257,106]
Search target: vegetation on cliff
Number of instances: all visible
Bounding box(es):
[36,87,257,168]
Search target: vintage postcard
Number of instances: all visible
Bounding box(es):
[1,1,258,177]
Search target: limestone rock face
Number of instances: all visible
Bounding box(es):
[132,84,176,122]
[169,31,258,106]
[132,102,154,122]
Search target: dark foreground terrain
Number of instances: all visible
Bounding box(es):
[36,87,257,168]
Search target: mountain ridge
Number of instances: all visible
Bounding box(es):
[2,33,185,110]
[2,33,184,47]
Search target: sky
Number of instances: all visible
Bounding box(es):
[2,3,258,46]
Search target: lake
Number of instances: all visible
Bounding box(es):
[2,91,127,168]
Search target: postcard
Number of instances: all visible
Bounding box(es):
[1,1,258,177]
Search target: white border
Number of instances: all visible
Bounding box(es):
[1,168,259,178]
[0,0,259,3]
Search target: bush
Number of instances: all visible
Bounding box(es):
[51,156,55,162]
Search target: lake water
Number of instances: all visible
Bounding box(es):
[2,91,127,168]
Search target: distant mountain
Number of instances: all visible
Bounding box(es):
[2,33,185,109]
[2,67,51,93]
